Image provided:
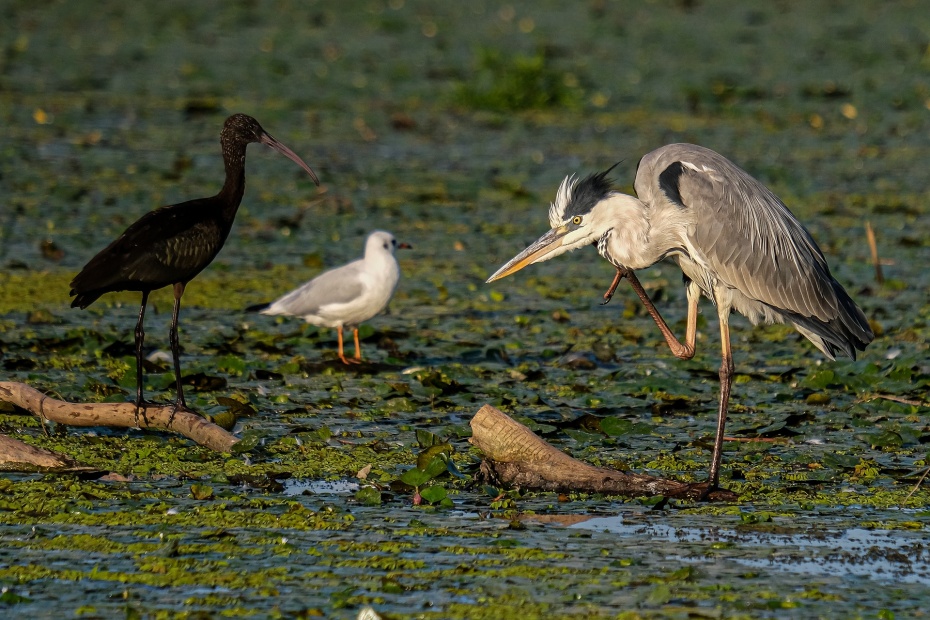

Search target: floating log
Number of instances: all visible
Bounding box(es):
[0,381,238,453]
[469,404,735,502]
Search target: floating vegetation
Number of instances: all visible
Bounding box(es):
[1,0,929,617]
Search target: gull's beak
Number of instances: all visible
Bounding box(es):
[486,226,570,283]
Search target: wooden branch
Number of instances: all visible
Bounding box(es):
[0,434,100,474]
[469,404,735,501]
[0,382,238,453]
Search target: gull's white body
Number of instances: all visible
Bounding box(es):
[258,230,404,362]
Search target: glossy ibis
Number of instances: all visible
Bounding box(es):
[487,143,872,490]
[70,113,320,420]
[248,230,410,364]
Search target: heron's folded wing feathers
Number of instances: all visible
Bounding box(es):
[675,160,839,322]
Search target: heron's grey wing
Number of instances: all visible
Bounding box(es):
[270,261,367,316]
[660,151,836,317]
[633,144,871,358]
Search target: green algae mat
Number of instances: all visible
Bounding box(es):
[2,1,929,618]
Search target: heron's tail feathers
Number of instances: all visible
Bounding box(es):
[782,281,873,361]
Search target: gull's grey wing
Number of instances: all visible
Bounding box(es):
[268,261,367,316]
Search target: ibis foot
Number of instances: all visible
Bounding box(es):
[133,400,157,428]
[166,401,197,427]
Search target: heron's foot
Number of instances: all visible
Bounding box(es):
[600,268,628,305]
[339,355,362,365]
[691,480,736,502]
[696,482,717,502]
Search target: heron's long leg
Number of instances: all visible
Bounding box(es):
[133,290,150,425]
[169,282,187,418]
[708,310,734,489]
[600,268,625,305]
[352,328,362,362]
[624,270,697,360]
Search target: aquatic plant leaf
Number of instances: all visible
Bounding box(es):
[416,444,453,470]
[231,431,264,454]
[867,430,905,448]
[355,487,382,506]
[822,453,860,469]
[216,396,256,417]
[422,455,449,480]
[416,429,442,448]
[563,428,601,444]
[418,485,447,504]
[0,591,31,604]
[399,468,431,488]
[190,484,214,500]
[802,370,836,390]
[600,416,634,437]
[383,397,417,413]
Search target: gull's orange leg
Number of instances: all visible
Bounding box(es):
[353,328,362,362]
[337,326,350,364]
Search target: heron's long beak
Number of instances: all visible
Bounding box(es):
[261,133,321,186]
[486,226,570,283]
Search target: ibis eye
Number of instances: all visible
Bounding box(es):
[571,216,582,225]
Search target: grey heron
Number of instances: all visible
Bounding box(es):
[487,143,873,490]
[248,230,410,364]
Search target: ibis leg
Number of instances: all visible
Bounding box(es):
[133,291,150,425]
[708,313,734,489]
[168,282,188,421]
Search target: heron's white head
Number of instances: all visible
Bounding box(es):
[486,167,620,283]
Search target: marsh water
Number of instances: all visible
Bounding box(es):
[1,1,929,618]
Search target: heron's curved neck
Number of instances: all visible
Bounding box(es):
[600,193,660,269]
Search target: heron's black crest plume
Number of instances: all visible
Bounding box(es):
[550,162,622,226]
[245,302,270,313]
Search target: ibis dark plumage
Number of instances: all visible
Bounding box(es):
[70,113,320,418]
[487,143,873,491]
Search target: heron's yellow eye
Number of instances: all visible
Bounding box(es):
[571,216,582,225]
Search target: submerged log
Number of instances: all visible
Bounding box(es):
[0,434,100,474]
[469,404,735,502]
[0,381,238,453]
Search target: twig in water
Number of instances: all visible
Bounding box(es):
[872,393,929,408]
[865,221,884,285]
[904,466,930,503]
